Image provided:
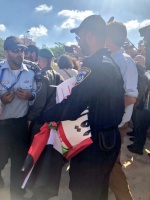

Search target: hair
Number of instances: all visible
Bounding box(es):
[57,54,73,69]
[27,45,39,57]
[106,21,127,47]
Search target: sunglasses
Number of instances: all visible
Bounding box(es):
[75,36,80,43]
[10,48,25,53]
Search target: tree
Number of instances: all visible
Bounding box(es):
[42,44,47,49]
[41,42,74,61]
[0,38,5,60]
[50,42,65,59]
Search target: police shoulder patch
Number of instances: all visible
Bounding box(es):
[76,67,91,85]
[0,60,5,67]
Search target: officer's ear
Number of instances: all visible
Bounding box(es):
[106,36,112,43]
[86,31,93,42]
[86,31,97,46]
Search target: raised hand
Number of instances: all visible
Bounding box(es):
[15,88,32,100]
[1,91,15,104]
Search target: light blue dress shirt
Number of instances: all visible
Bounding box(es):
[112,48,138,127]
[0,60,36,120]
[112,48,138,97]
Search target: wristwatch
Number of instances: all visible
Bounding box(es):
[29,92,36,101]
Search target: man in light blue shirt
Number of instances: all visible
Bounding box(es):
[0,36,36,200]
[106,22,138,200]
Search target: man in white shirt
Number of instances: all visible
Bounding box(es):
[106,21,138,200]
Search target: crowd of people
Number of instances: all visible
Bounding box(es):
[0,14,149,200]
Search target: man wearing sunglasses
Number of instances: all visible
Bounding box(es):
[39,15,125,200]
[0,36,36,200]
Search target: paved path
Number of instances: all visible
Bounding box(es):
[0,135,150,200]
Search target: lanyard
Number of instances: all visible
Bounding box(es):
[0,68,23,91]
[63,69,72,78]
[0,68,4,83]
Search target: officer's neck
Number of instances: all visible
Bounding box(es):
[109,45,120,53]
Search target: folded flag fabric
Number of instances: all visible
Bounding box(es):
[21,123,50,175]
[55,77,93,160]
[21,125,63,191]
[57,109,93,160]
[26,129,63,193]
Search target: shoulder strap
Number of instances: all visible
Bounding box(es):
[63,69,72,78]
[0,66,4,83]
[23,60,40,73]
[51,69,63,85]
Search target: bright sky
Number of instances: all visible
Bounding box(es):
[0,0,150,48]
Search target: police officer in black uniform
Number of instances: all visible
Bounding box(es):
[39,15,125,200]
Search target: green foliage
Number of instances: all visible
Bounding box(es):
[42,44,47,49]
[49,42,75,61]
[41,42,67,60]
[0,38,5,60]
[50,42,65,59]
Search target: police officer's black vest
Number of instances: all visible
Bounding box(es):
[82,49,125,131]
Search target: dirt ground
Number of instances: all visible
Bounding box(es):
[0,134,150,200]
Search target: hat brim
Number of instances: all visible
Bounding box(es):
[15,44,27,50]
[70,27,80,35]
[7,44,27,51]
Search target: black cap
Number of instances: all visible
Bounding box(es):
[70,15,106,35]
[4,36,27,51]
[39,48,54,60]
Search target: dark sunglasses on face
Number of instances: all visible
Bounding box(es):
[10,48,25,53]
[75,36,80,43]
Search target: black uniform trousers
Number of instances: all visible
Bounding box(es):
[134,109,150,150]
[69,128,121,200]
[0,116,30,200]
